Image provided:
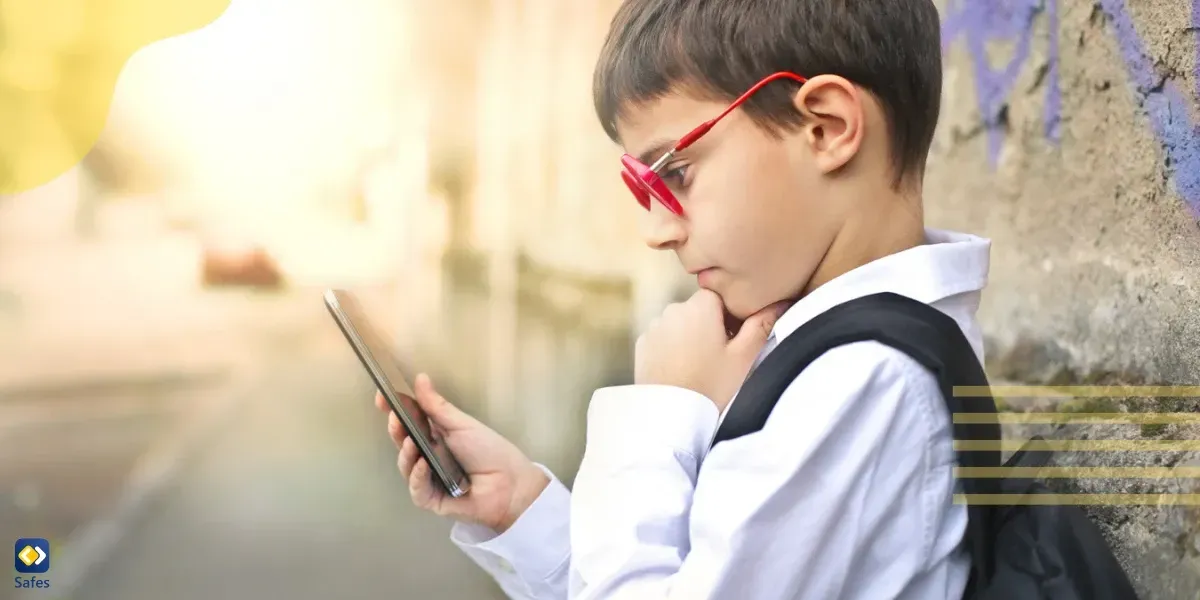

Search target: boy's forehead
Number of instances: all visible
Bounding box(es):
[616,93,724,160]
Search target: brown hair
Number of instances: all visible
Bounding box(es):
[593,0,943,186]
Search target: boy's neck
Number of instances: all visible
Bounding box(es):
[802,183,926,297]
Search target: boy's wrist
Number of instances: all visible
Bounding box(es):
[494,464,551,533]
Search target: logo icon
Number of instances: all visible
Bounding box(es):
[14,539,49,574]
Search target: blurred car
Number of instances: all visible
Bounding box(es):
[200,238,284,290]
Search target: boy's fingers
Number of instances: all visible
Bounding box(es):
[409,458,438,508]
[413,373,477,432]
[729,301,790,356]
[403,440,469,520]
[387,411,408,447]
[397,436,419,479]
[374,391,389,412]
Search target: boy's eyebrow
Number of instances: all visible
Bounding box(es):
[636,139,677,167]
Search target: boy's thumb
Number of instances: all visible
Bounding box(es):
[413,373,473,431]
[729,301,790,354]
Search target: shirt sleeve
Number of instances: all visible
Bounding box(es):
[450,463,573,600]
[447,384,719,600]
[567,342,966,599]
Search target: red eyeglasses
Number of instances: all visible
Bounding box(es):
[620,71,808,216]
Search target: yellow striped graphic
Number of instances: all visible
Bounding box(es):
[954,385,1200,398]
[954,412,1200,425]
[954,439,1200,451]
[956,466,1200,478]
[939,385,1200,504]
[955,494,1200,506]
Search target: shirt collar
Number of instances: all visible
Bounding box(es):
[769,228,991,344]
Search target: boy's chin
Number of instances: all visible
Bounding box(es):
[720,296,759,324]
[722,303,771,338]
[723,293,795,323]
[718,288,764,319]
[714,285,789,325]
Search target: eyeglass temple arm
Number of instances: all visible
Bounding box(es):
[671,71,809,153]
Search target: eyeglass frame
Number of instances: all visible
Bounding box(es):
[619,71,809,216]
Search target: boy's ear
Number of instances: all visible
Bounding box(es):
[791,75,864,174]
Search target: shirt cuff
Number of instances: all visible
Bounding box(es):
[586,384,720,468]
[450,464,571,598]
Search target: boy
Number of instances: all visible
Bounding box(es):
[377,0,991,597]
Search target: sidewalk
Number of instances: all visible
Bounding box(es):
[0,287,345,600]
[66,343,503,600]
[0,228,375,600]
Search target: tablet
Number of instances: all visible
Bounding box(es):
[323,289,470,497]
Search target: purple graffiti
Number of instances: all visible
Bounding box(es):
[1097,0,1200,214]
[943,0,1200,215]
[1195,0,1200,103]
[941,0,1061,164]
[1044,0,1060,142]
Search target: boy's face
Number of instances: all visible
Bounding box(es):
[617,91,846,320]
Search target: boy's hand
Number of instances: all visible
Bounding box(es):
[375,374,549,533]
[635,290,790,411]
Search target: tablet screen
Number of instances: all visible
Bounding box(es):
[329,291,431,431]
[324,290,469,495]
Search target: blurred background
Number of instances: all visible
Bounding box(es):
[0,0,663,598]
[1,0,1199,598]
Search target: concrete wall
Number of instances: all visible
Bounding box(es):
[933,0,1200,385]
[933,3,1200,596]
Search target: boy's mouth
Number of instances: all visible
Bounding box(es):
[693,267,717,288]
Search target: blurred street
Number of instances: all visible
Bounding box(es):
[0,211,498,599]
[0,2,642,596]
[0,205,632,599]
[67,324,505,600]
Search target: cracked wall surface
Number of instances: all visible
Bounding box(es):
[932,0,1199,384]
[933,2,1200,597]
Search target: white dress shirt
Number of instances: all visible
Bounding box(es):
[449,228,990,600]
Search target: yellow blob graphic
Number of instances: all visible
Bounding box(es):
[0,0,231,193]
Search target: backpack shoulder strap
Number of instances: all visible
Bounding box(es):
[712,292,1001,454]
[711,292,1002,586]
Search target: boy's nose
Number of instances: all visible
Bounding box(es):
[641,203,687,250]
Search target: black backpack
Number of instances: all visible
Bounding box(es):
[712,292,1139,600]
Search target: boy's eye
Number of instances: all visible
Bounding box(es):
[661,164,689,188]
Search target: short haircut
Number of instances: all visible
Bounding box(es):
[593,0,943,186]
